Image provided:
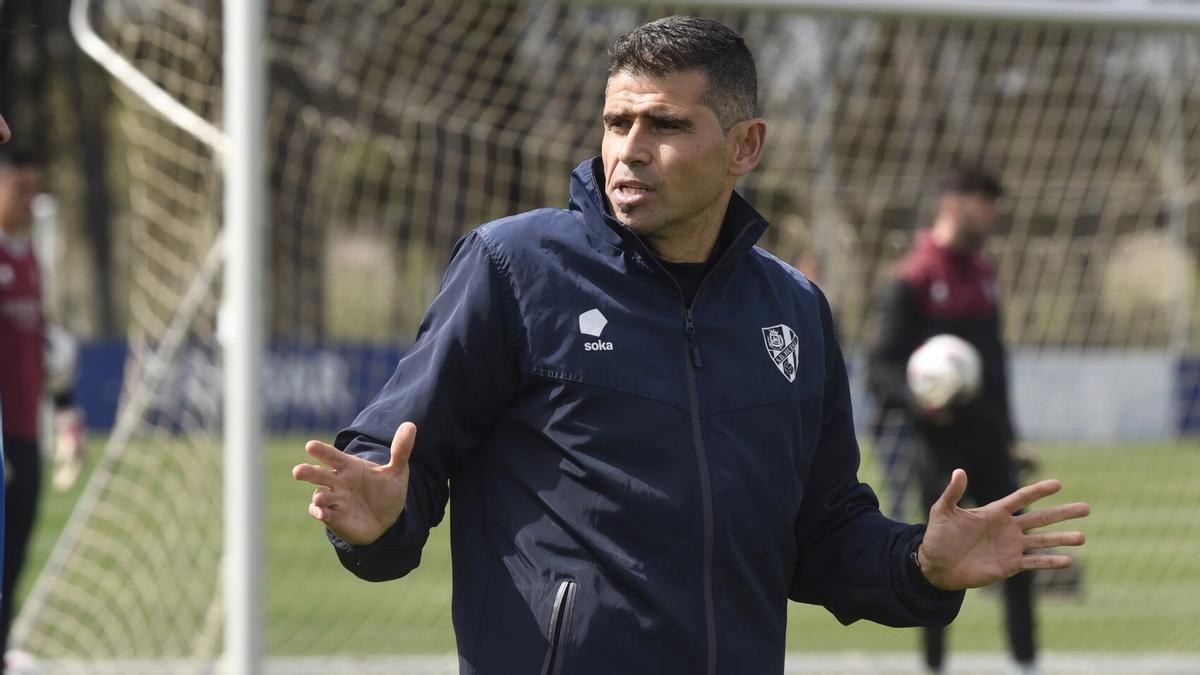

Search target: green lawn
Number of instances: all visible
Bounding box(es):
[19,436,1200,656]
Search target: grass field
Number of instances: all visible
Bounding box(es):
[16,435,1200,658]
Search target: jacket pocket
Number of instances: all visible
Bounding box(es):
[540,579,577,675]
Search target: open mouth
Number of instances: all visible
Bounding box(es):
[612,181,655,207]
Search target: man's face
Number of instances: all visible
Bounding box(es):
[0,165,43,236]
[0,114,10,144]
[949,192,999,250]
[601,70,734,248]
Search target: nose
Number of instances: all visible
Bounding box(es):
[616,120,652,167]
[0,114,10,144]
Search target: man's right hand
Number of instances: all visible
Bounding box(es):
[292,422,416,545]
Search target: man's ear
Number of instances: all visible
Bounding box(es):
[727,118,766,178]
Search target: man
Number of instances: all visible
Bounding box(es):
[295,18,1087,674]
[0,147,42,665]
[0,145,85,661]
[867,167,1038,675]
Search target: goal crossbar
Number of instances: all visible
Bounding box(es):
[594,0,1200,27]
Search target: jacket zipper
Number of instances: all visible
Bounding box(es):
[541,579,577,675]
[625,220,758,675]
[684,307,703,367]
[682,310,716,675]
[680,226,759,675]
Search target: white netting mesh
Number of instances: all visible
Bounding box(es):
[16,0,1199,670]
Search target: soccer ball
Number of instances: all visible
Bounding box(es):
[906,334,982,411]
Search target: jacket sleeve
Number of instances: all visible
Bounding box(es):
[866,277,925,416]
[326,231,523,582]
[789,287,963,627]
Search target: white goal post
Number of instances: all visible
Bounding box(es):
[221,1,267,674]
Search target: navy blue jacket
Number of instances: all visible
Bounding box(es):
[331,158,963,674]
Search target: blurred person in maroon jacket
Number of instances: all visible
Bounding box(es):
[0,145,86,662]
[0,146,45,663]
[867,166,1039,675]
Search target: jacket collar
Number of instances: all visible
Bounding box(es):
[568,156,768,268]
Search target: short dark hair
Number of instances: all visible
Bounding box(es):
[607,16,757,131]
[0,145,43,170]
[937,165,1004,200]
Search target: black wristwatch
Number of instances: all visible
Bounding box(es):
[907,538,941,592]
[908,547,923,575]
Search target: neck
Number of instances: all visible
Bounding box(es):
[644,223,720,263]
[641,193,731,263]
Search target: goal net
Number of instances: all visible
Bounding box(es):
[16,0,1199,671]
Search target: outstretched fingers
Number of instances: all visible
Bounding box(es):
[997,478,1063,513]
[305,439,350,469]
[1022,530,1085,550]
[297,440,349,523]
[295,440,355,489]
[292,462,337,489]
[1015,502,1091,531]
[1018,552,1075,572]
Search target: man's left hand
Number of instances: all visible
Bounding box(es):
[917,469,1089,591]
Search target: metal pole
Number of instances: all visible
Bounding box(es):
[223,0,266,672]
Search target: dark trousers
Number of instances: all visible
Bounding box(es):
[2,436,42,658]
[914,426,1035,670]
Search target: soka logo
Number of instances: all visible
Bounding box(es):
[579,308,613,351]
[762,324,799,382]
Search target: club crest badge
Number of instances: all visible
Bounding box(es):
[762,324,799,383]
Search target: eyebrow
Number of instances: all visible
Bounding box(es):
[603,110,695,130]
